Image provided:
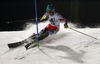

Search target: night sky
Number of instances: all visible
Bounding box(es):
[0,0,100,2]
[0,0,100,31]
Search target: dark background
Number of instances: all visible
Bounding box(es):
[0,0,100,31]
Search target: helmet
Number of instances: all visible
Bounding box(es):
[46,5,55,13]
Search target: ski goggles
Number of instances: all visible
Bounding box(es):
[46,10,53,13]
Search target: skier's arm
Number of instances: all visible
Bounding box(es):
[57,13,68,28]
[40,13,49,22]
[40,15,48,22]
[60,19,68,28]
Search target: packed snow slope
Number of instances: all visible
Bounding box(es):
[0,21,100,64]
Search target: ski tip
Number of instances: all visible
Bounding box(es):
[24,45,29,50]
[24,43,37,50]
[8,44,18,48]
[94,38,97,40]
[7,42,23,48]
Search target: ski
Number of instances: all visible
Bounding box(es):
[24,39,37,50]
[24,32,49,50]
[8,41,24,48]
[7,33,37,48]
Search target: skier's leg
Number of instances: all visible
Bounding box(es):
[39,28,59,41]
[39,31,49,41]
[34,24,59,41]
[39,27,48,35]
[38,24,59,40]
[33,26,49,41]
[32,26,48,39]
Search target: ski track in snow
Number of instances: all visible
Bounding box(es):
[0,21,100,64]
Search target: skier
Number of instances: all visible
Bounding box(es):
[25,4,69,49]
[35,4,68,41]
[8,4,97,49]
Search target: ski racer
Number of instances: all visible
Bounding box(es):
[35,4,69,41]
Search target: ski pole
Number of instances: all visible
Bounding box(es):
[6,18,40,24]
[66,27,97,40]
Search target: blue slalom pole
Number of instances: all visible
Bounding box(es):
[35,0,39,48]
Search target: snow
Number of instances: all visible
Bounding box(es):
[0,21,100,64]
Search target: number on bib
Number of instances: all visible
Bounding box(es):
[50,18,55,25]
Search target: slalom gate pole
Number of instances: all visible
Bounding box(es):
[66,27,97,40]
[35,0,39,48]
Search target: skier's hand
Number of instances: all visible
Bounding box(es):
[40,15,48,22]
[64,22,69,28]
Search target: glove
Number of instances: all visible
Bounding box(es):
[40,15,49,22]
[64,22,69,28]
